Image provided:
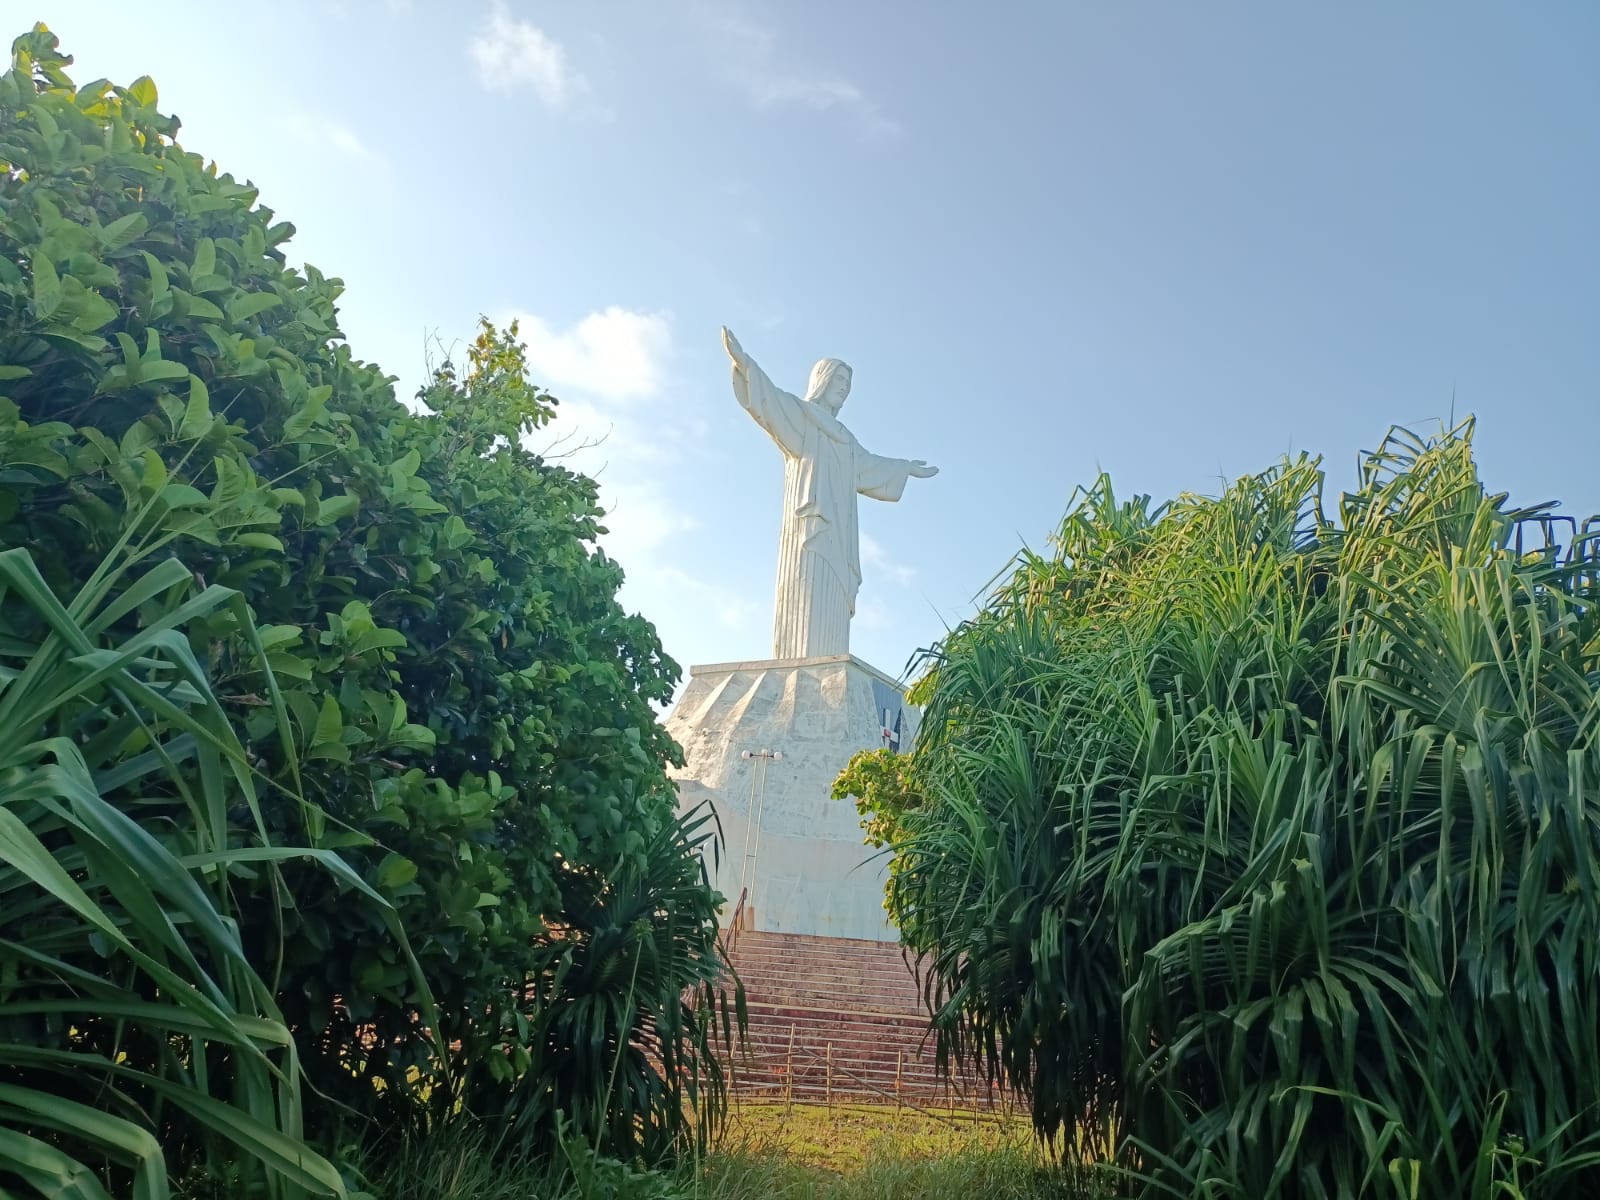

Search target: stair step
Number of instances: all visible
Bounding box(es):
[708,929,989,1108]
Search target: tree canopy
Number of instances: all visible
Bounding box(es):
[0,23,731,1192]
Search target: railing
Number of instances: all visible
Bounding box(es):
[721,886,750,955]
[728,1021,1005,1114]
[1513,512,1600,585]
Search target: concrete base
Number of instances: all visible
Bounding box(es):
[666,654,918,943]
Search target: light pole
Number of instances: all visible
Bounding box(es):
[736,748,782,930]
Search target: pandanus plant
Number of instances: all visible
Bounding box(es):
[890,422,1600,1198]
[0,530,402,1198]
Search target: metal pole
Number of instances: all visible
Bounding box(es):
[736,749,781,929]
[826,1042,833,1111]
[736,755,760,900]
[785,1024,796,1112]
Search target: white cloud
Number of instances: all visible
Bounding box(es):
[544,397,682,469]
[324,126,374,160]
[645,564,762,633]
[861,532,917,586]
[855,593,892,632]
[697,8,900,139]
[469,1,588,107]
[569,452,758,662]
[485,305,759,677]
[595,479,698,556]
[505,307,671,403]
[532,400,696,566]
[280,114,384,166]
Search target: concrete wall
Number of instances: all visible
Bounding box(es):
[666,655,919,943]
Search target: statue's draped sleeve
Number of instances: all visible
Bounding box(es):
[855,449,917,502]
[732,357,807,457]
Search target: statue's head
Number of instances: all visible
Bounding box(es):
[805,357,853,415]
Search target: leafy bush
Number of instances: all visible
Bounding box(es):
[887,423,1600,1197]
[0,534,367,1199]
[0,19,731,1184]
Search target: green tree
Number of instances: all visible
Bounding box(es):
[833,745,922,850]
[0,21,733,1182]
[887,424,1600,1197]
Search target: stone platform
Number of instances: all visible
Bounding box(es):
[665,654,918,942]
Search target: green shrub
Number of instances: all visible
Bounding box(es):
[887,423,1600,1197]
[0,538,364,1197]
[0,19,731,1179]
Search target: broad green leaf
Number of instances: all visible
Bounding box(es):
[313,494,359,526]
[159,483,210,509]
[256,624,302,650]
[282,384,328,440]
[71,288,118,333]
[352,628,407,654]
[191,236,216,279]
[142,250,169,301]
[389,448,421,480]
[179,375,211,439]
[127,74,157,106]
[376,853,418,889]
[227,291,281,322]
[99,210,148,251]
[30,250,62,319]
[140,359,190,384]
[173,288,224,320]
[139,449,167,494]
[311,694,342,749]
[235,532,284,552]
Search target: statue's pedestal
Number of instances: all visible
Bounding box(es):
[665,654,918,942]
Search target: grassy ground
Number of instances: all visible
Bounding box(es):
[362,1099,1103,1199]
[700,1099,1100,1199]
[721,1096,1031,1173]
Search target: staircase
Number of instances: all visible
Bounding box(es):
[720,929,996,1108]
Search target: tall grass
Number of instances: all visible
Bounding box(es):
[892,422,1600,1197]
[0,535,394,1196]
[364,1119,1099,1200]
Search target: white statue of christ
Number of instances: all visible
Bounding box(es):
[722,326,938,660]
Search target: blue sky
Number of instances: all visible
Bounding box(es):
[26,2,1600,683]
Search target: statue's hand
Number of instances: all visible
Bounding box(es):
[909,460,939,479]
[721,326,748,369]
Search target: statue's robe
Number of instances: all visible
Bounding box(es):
[733,358,919,659]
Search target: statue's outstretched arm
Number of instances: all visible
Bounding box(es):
[723,327,806,454]
[722,326,749,371]
[856,450,939,502]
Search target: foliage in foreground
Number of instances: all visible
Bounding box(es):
[883,423,1600,1197]
[0,537,362,1198]
[1,22,733,1192]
